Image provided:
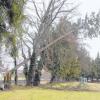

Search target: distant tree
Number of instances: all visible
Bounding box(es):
[46,17,81,82]
[77,47,92,79]
[77,11,100,38]
[93,53,100,81]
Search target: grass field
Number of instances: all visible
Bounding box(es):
[49,82,100,91]
[0,82,100,100]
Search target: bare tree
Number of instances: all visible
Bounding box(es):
[4,0,78,86]
[25,0,78,86]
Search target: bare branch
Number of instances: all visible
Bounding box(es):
[32,0,41,21]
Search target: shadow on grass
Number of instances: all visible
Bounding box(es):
[39,82,100,92]
[1,82,100,93]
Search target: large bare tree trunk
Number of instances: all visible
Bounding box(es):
[21,42,30,86]
[33,70,41,86]
[27,51,36,86]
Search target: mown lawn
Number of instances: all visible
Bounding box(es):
[0,86,99,100]
[44,82,100,91]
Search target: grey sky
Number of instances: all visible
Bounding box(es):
[79,0,100,59]
[79,0,100,15]
[2,0,100,69]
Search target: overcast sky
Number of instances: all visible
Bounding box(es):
[2,0,100,69]
[78,0,100,59]
[17,0,100,59]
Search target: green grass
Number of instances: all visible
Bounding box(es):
[46,82,79,88]
[0,85,100,100]
[45,82,100,91]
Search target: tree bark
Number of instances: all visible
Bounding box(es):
[50,72,57,83]
[33,70,41,86]
[14,58,18,85]
[27,51,36,86]
[23,64,28,85]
